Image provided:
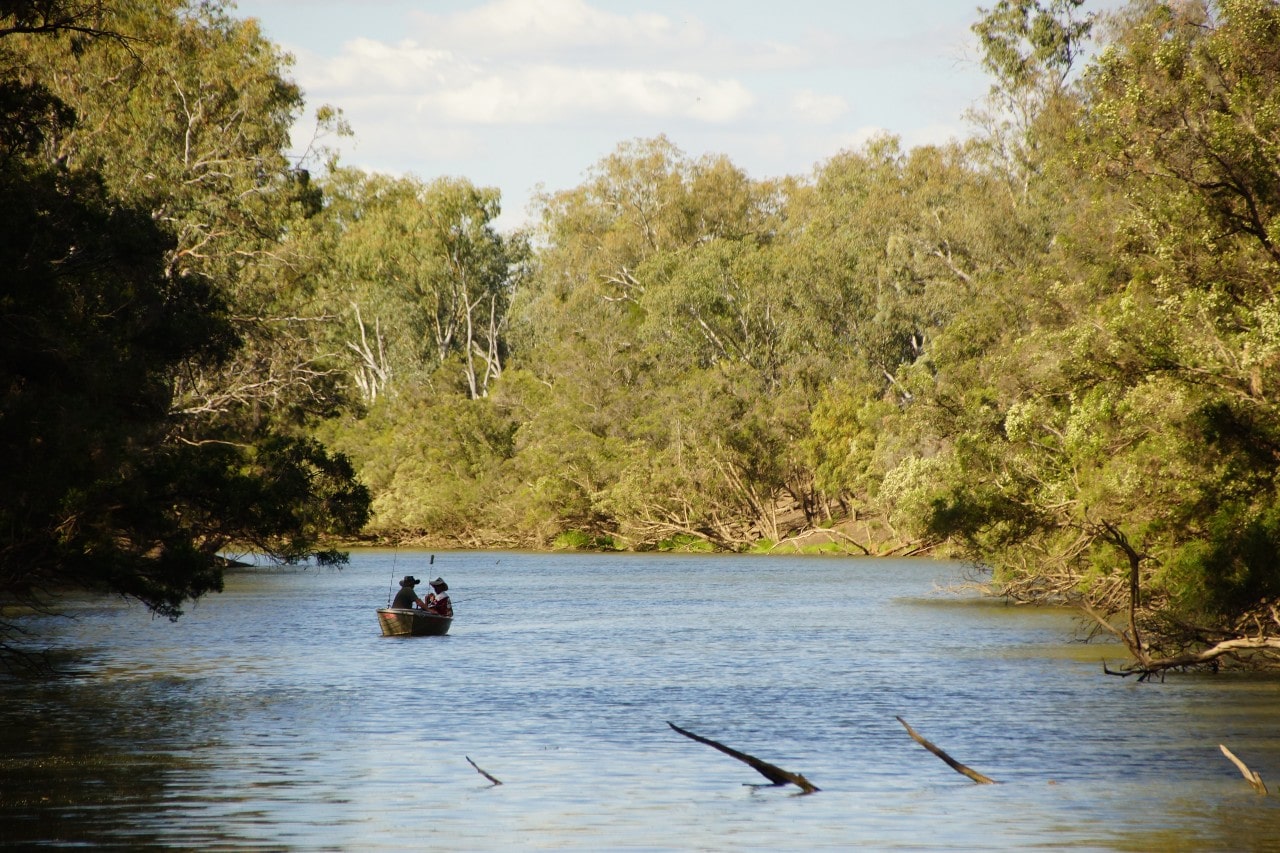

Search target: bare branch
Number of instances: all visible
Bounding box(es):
[1220,744,1268,795]
[466,756,503,786]
[667,721,819,794]
[896,717,997,785]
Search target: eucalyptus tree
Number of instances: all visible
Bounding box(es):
[771,136,1030,542]
[969,0,1095,201]
[504,136,796,547]
[316,170,522,403]
[512,135,769,366]
[10,0,350,426]
[0,0,369,644]
[302,172,528,543]
[0,112,241,625]
[973,0,1094,106]
[919,0,1280,674]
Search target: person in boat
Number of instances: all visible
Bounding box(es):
[425,576,453,617]
[391,575,427,610]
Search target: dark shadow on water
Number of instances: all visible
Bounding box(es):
[0,653,232,848]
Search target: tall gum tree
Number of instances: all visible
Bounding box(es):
[303,170,527,544]
[785,137,1028,542]
[501,137,796,548]
[919,0,1280,674]
[315,170,522,402]
[11,0,353,427]
[0,0,370,649]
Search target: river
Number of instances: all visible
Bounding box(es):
[2,550,1279,850]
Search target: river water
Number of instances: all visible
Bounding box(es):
[3,550,1279,851]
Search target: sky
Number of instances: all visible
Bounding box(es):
[230,0,1121,232]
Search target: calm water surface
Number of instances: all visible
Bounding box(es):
[3,551,1279,850]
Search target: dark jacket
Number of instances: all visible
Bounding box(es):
[391,586,420,609]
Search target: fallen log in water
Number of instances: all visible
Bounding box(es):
[466,756,503,786]
[1220,744,1267,795]
[666,721,819,794]
[895,717,997,785]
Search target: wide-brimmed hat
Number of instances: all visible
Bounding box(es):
[429,577,448,591]
[401,575,420,586]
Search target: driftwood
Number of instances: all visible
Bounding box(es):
[666,721,819,794]
[1220,744,1267,795]
[1069,538,1280,679]
[1099,630,1280,680]
[1137,637,1280,673]
[768,528,873,556]
[896,717,997,785]
[466,756,502,786]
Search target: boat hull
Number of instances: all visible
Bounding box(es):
[377,607,452,637]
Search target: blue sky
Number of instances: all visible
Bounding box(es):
[231,0,1122,230]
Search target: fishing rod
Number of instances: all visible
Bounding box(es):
[384,552,452,608]
[387,547,399,606]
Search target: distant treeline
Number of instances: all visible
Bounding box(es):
[3,0,1280,673]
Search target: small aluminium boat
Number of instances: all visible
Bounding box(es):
[377,607,452,637]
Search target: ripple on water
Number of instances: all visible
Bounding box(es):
[4,552,1280,850]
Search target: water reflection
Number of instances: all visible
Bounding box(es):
[1,676,208,848]
[2,552,1279,850]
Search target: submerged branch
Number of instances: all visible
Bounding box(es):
[1220,744,1267,795]
[466,756,503,786]
[1116,637,1280,679]
[667,721,819,794]
[895,717,997,785]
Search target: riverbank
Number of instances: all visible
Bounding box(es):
[335,507,933,558]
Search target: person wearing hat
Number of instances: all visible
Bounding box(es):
[424,577,453,617]
[391,575,427,610]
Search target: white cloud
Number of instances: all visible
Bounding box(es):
[423,65,753,124]
[301,39,466,94]
[409,0,705,59]
[297,2,760,131]
[788,89,850,124]
[252,0,996,235]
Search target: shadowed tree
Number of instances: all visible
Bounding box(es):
[0,1,370,656]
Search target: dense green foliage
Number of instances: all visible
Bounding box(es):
[0,0,369,632]
[944,0,1280,670]
[5,0,1279,669]
[913,0,1280,668]
[310,0,1280,668]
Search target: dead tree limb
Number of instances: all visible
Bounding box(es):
[466,756,503,786]
[1104,636,1280,680]
[1100,520,1146,660]
[895,717,997,785]
[1220,744,1267,795]
[666,721,819,794]
[768,527,872,556]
